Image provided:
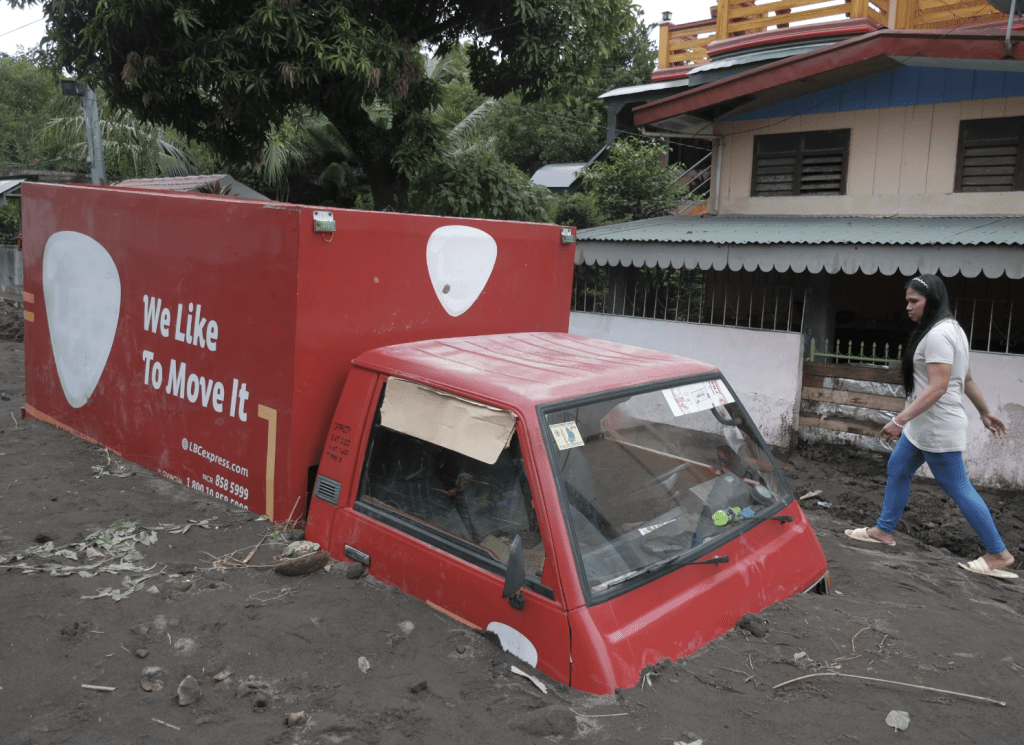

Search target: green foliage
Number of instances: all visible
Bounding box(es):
[21,0,637,211]
[0,52,60,167]
[466,0,639,103]
[551,191,605,230]
[238,110,358,204]
[403,47,550,222]
[0,201,20,242]
[489,96,603,178]
[41,92,219,180]
[581,137,685,223]
[409,138,551,222]
[486,14,657,177]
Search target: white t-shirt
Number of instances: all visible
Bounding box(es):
[903,318,970,453]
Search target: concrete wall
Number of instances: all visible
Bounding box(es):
[568,312,803,450]
[0,245,21,289]
[571,313,1024,491]
[963,351,1024,492]
[714,96,1024,216]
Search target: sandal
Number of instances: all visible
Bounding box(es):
[844,527,895,546]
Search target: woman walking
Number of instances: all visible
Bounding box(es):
[845,274,1014,579]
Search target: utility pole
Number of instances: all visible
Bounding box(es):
[61,81,107,185]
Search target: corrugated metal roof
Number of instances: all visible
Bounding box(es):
[577,215,1024,278]
[0,178,27,195]
[690,41,836,74]
[0,177,27,206]
[578,215,1024,246]
[598,77,690,100]
[114,174,227,190]
[113,174,269,200]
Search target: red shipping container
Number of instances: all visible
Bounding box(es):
[20,183,575,520]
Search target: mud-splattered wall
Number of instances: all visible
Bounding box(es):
[965,352,1024,492]
[569,312,803,451]
[1,245,21,289]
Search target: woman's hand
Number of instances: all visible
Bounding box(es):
[982,413,1007,437]
[880,419,902,443]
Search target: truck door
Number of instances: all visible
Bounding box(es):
[339,377,571,684]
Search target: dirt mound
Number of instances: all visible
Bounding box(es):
[783,441,1024,559]
[3,340,1023,745]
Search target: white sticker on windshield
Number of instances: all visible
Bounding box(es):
[662,380,734,417]
[638,518,676,536]
[549,421,585,450]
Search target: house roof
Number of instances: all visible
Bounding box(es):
[598,77,690,101]
[112,174,269,200]
[531,163,587,190]
[635,28,1024,136]
[576,215,1024,279]
[0,178,26,206]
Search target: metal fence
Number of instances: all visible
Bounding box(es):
[571,264,806,332]
[954,297,1020,356]
[808,338,903,364]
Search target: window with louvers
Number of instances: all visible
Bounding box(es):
[751,130,850,197]
[955,117,1024,193]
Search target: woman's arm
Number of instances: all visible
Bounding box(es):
[880,362,950,441]
[964,368,1007,437]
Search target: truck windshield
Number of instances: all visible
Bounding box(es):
[543,378,789,596]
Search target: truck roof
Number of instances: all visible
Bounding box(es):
[353,332,719,409]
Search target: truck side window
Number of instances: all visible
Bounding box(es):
[357,404,545,579]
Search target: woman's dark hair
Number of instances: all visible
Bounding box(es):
[901,273,953,394]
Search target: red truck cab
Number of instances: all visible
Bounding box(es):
[308,332,829,695]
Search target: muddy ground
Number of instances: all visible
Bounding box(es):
[2,299,1023,745]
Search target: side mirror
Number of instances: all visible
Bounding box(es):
[502,535,526,610]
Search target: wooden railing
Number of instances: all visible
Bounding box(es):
[899,0,1007,30]
[657,0,1009,74]
[658,17,719,70]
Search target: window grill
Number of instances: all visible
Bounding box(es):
[571,264,805,332]
[953,296,1021,355]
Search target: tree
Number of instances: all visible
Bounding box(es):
[408,100,551,222]
[0,52,60,168]
[14,0,637,210]
[487,14,658,178]
[579,137,686,223]
[41,91,220,179]
[404,47,550,222]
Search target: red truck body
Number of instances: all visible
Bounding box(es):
[20,183,573,520]
[20,184,828,695]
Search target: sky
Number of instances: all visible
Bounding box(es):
[1,2,713,58]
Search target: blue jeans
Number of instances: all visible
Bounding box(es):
[877,435,1006,554]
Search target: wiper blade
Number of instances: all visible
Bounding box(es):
[594,556,679,591]
[689,555,729,566]
[593,551,731,592]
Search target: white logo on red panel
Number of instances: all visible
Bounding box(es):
[485,622,538,667]
[42,231,121,408]
[426,225,497,317]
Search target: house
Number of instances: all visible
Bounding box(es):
[570,0,1024,490]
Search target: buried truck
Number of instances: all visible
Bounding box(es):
[21,183,829,695]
